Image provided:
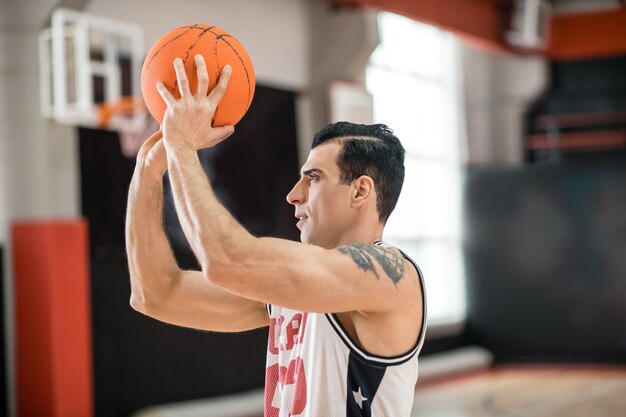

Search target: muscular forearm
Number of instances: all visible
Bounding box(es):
[165,143,253,273]
[125,164,180,308]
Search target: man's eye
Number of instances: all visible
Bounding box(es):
[308,175,318,182]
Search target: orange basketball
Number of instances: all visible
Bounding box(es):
[141,24,255,126]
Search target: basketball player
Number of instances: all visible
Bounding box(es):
[126,55,426,416]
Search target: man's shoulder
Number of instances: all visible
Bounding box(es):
[373,241,424,282]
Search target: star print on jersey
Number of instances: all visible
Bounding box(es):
[346,352,386,416]
[352,387,368,410]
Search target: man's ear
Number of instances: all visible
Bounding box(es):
[351,175,375,207]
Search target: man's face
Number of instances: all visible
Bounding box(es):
[286,142,353,248]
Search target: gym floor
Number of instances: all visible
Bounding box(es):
[411,366,626,417]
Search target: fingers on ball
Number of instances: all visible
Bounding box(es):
[156,81,176,107]
[173,58,191,97]
[195,55,210,97]
[209,65,232,103]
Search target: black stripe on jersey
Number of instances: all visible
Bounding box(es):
[325,313,419,367]
[266,303,272,317]
[346,351,386,417]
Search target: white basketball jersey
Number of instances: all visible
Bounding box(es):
[264,242,427,417]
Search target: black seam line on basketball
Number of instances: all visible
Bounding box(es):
[152,25,252,116]
[183,26,216,64]
[218,35,253,112]
[214,35,253,113]
[143,24,217,85]
[143,24,202,82]
[174,27,216,94]
[181,25,217,34]
[182,25,226,45]
[176,25,223,42]
[173,26,252,110]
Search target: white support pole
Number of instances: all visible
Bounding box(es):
[75,19,92,118]
[51,10,67,121]
[105,33,121,104]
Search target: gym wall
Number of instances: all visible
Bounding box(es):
[464,161,626,363]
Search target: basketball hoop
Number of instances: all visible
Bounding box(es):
[96,96,159,158]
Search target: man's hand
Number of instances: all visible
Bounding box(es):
[136,130,167,177]
[157,54,235,152]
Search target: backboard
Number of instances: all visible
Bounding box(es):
[39,8,145,127]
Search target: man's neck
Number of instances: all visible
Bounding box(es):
[330,226,384,249]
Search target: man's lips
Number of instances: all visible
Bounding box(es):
[296,215,308,229]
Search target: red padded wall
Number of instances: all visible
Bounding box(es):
[13,220,93,417]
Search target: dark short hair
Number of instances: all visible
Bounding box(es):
[311,121,405,223]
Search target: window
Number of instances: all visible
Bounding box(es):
[366,12,466,331]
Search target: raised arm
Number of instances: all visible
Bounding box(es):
[159,56,422,316]
[125,131,268,332]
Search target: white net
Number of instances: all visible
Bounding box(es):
[104,103,159,158]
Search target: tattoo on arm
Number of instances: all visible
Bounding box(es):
[337,244,406,286]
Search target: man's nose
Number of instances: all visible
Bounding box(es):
[286,178,305,205]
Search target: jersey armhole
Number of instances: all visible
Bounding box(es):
[324,313,421,366]
[325,241,428,366]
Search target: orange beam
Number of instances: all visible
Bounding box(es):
[332,0,511,53]
[547,8,626,60]
[332,0,626,60]
[13,220,93,417]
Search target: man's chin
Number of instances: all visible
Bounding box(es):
[300,230,315,245]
